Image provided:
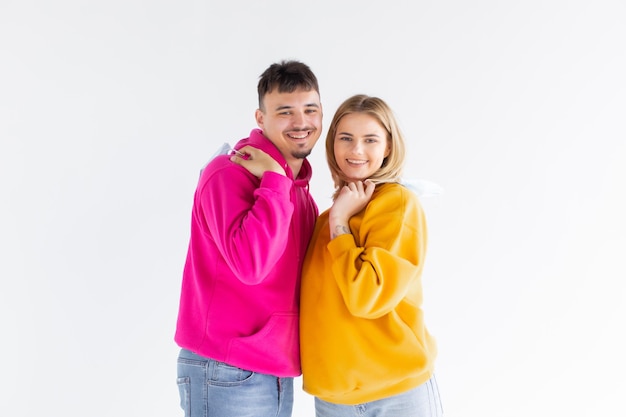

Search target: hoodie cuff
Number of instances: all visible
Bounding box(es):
[327,233,356,258]
[259,171,291,197]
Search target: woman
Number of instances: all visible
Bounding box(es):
[299,94,443,417]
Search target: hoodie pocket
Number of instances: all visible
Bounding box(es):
[227,312,300,376]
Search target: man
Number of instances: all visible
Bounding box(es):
[174,60,323,417]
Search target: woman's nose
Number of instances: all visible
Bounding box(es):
[351,141,364,154]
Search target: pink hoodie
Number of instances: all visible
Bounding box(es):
[174,129,318,377]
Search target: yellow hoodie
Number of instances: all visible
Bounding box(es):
[300,183,437,405]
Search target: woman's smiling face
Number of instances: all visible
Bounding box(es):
[333,112,390,182]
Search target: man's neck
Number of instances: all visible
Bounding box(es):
[287,159,303,178]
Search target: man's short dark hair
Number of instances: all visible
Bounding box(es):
[257,60,320,110]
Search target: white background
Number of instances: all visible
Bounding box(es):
[2,1,625,416]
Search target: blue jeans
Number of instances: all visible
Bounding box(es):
[177,348,294,417]
[314,376,443,417]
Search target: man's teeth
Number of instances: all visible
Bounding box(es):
[289,133,308,139]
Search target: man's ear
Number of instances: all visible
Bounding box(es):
[255,108,264,129]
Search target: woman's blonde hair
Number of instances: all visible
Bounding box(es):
[326,94,406,199]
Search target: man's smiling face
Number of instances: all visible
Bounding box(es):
[255,87,323,163]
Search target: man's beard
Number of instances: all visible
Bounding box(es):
[292,147,312,159]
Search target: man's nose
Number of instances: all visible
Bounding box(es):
[292,111,306,127]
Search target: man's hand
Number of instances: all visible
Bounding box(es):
[230,146,285,178]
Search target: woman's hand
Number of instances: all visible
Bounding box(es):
[230,146,285,178]
[329,180,375,239]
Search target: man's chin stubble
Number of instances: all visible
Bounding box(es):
[292,150,313,159]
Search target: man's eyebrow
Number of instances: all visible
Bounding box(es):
[274,103,320,111]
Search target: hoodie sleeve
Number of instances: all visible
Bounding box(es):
[195,162,294,285]
[326,186,427,318]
